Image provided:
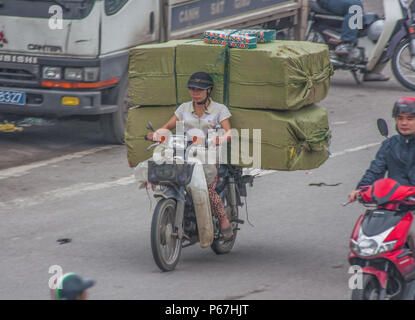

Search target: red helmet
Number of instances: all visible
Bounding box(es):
[392,97,415,117]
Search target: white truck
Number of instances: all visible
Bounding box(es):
[0,0,308,143]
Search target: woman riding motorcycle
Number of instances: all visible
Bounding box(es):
[147,72,234,240]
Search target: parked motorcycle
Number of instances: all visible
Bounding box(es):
[347,119,415,300]
[140,123,254,271]
[307,0,415,89]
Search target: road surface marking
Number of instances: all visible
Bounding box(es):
[0,146,116,180]
[329,142,381,158]
[0,175,135,210]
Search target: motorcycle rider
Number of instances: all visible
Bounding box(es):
[317,0,389,81]
[147,72,234,240]
[348,97,415,254]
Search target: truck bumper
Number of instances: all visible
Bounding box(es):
[0,86,118,117]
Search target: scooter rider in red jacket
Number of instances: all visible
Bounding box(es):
[348,97,415,254]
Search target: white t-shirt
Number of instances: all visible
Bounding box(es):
[174,99,231,136]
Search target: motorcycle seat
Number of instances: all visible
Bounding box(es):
[309,0,337,16]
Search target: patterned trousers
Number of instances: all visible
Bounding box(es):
[207,178,227,221]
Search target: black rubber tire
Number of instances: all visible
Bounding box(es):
[210,186,238,255]
[150,198,182,272]
[99,76,130,144]
[391,38,415,91]
[351,274,381,300]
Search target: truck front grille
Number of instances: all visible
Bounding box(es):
[0,68,37,81]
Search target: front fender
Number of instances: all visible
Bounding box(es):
[153,186,184,202]
[362,266,388,289]
[380,23,410,64]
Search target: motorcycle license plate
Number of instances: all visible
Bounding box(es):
[0,90,26,106]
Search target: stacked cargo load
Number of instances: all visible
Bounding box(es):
[125,104,330,170]
[126,30,332,171]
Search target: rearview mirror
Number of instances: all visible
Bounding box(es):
[377,118,388,138]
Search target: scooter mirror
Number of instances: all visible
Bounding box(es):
[377,118,389,138]
[147,121,155,132]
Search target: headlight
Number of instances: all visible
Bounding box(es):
[357,239,379,256]
[351,228,397,257]
[64,68,83,81]
[167,135,186,150]
[378,240,397,254]
[42,66,62,80]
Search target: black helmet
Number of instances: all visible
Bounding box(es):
[392,97,415,118]
[187,72,214,90]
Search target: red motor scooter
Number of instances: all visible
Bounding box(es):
[347,119,415,300]
[349,178,415,299]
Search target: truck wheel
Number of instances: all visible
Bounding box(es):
[100,76,130,144]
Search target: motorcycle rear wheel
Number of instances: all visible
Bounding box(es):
[151,198,182,271]
[210,187,238,255]
[392,39,415,91]
[351,274,380,300]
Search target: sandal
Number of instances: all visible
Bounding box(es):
[221,225,233,241]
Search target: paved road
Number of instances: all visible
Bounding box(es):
[1,0,413,300]
[0,64,411,300]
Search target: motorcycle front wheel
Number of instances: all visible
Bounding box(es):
[351,274,380,300]
[151,198,182,271]
[392,39,415,91]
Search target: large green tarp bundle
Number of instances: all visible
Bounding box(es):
[176,41,226,104]
[228,105,330,170]
[125,105,176,167]
[128,40,189,106]
[125,105,330,170]
[128,39,332,110]
[228,41,333,110]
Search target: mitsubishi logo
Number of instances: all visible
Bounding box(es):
[0,31,7,48]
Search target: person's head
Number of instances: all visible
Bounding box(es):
[392,97,415,136]
[187,72,214,106]
[54,273,95,300]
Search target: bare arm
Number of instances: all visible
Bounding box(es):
[161,114,180,131]
[217,118,232,145]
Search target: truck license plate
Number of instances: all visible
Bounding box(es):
[0,90,26,105]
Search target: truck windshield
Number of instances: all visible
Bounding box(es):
[0,0,95,19]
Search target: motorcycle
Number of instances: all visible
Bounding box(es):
[139,123,254,272]
[306,0,415,89]
[347,119,415,300]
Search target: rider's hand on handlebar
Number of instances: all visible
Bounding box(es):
[147,130,167,143]
[348,189,361,203]
[146,132,154,141]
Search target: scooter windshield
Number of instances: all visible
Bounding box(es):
[361,209,406,237]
